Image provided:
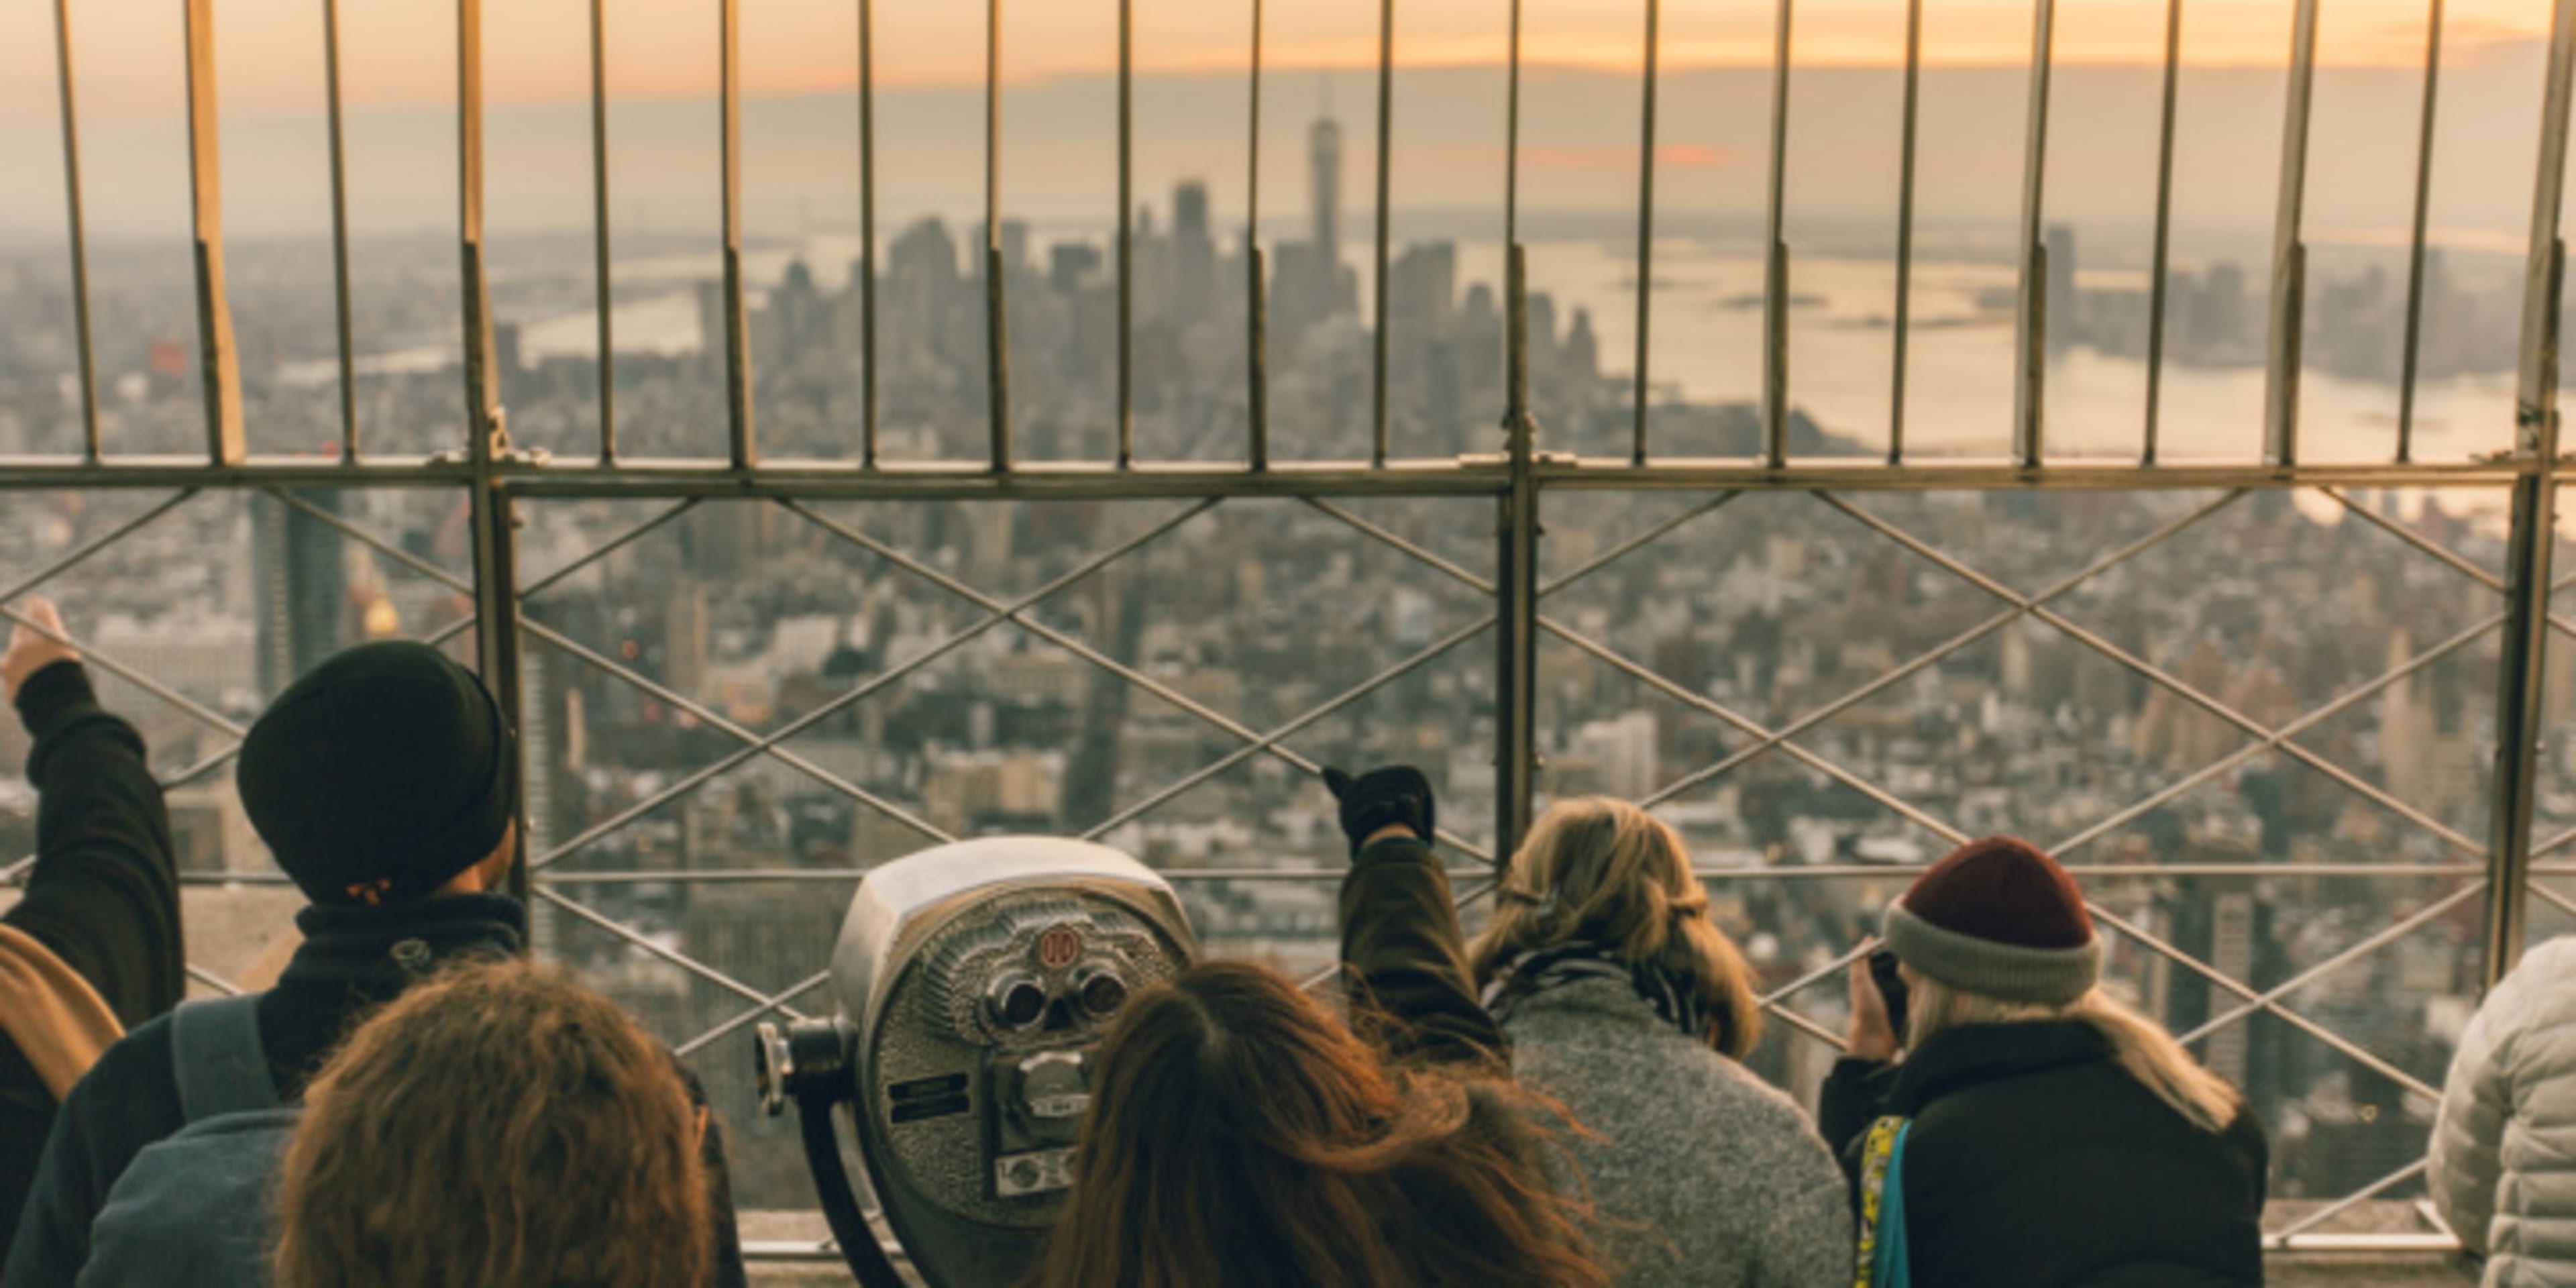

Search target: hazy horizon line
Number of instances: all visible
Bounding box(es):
[5,35,2548,124]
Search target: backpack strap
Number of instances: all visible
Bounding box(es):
[1854,1115,1912,1288]
[169,996,280,1124]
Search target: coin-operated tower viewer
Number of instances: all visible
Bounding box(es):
[756,837,1199,1288]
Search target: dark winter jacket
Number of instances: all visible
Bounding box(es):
[1821,1019,2268,1288]
[0,663,182,1266]
[1,893,748,1288]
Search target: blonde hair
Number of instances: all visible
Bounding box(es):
[1907,974,2243,1134]
[1466,797,1762,1059]
[274,959,712,1288]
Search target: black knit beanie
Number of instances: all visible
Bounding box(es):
[1881,836,2100,1005]
[237,641,517,906]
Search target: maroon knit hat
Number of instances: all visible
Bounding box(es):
[1881,837,2100,1004]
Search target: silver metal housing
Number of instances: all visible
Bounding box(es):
[826,835,1196,1029]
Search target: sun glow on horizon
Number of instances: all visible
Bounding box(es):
[1,0,2550,122]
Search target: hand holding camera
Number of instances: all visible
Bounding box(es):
[1845,945,1909,1064]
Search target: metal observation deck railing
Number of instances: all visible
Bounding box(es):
[10,0,2576,1265]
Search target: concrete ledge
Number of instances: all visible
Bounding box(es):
[741,1250,2477,1287]
[738,1210,2481,1286]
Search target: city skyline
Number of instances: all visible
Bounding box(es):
[1,97,2540,471]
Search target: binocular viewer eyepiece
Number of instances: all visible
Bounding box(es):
[754,837,1199,1288]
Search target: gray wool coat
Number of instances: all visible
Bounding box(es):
[1501,975,1853,1288]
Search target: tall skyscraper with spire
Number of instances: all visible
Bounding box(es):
[1273,113,1356,341]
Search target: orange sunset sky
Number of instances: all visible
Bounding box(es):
[2,0,2555,121]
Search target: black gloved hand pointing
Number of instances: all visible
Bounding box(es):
[1320,765,1437,857]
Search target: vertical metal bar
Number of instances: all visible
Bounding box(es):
[458,0,528,908]
[858,0,878,468]
[1888,0,1922,465]
[2522,0,2576,435]
[590,0,616,464]
[473,477,530,908]
[1507,246,1529,434]
[1250,248,1271,467]
[719,0,757,470]
[458,0,501,460]
[50,0,100,463]
[1496,244,1540,858]
[2492,416,2560,983]
[1760,0,1793,468]
[2396,0,2448,464]
[2142,0,2183,466]
[1116,0,1134,468]
[1248,0,1270,470]
[985,0,1012,472]
[1505,0,1523,254]
[182,0,244,466]
[1370,0,1395,466]
[2012,0,2058,470]
[1631,0,1660,466]
[2485,0,2576,987]
[2265,0,2326,467]
[321,0,358,463]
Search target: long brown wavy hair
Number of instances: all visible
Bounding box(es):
[1468,797,1764,1058]
[1036,960,1607,1288]
[272,959,711,1288]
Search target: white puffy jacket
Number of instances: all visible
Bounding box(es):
[2433,936,2576,1287]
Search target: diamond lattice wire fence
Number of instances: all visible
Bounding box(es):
[1521,485,2512,1238]
[0,477,2534,1238]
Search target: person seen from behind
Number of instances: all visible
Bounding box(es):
[2430,936,2576,1285]
[1823,835,2265,1288]
[273,958,709,1288]
[1034,765,1610,1288]
[1468,797,1849,1287]
[3,641,744,1288]
[0,599,182,1264]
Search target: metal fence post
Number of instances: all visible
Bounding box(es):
[2011,0,2057,470]
[1117,0,1134,468]
[2483,0,2576,989]
[2264,0,2325,467]
[1495,246,1542,863]
[2489,436,2558,986]
[1370,0,1395,466]
[983,0,1012,472]
[470,468,530,907]
[1759,0,1793,469]
[720,0,756,470]
[460,0,531,906]
[1246,0,1269,470]
[323,0,358,463]
[50,0,100,462]
[182,0,244,466]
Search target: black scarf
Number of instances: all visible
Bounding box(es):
[1481,939,1713,1044]
[276,892,527,999]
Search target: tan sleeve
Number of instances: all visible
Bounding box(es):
[0,923,125,1101]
